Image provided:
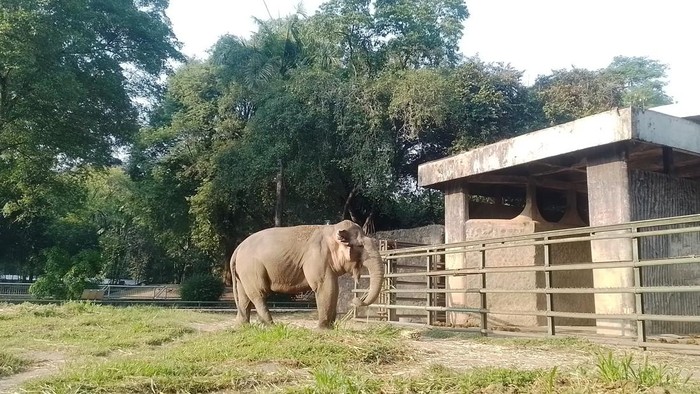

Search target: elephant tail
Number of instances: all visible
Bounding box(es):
[230,246,240,312]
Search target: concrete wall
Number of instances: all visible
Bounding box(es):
[539,223,595,327]
[629,170,700,335]
[447,218,593,328]
[448,219,541,327]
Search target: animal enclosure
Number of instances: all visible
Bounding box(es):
[354,214,700,352]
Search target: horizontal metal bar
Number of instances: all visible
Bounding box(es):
[365,304,483,313]
[383,226,700,259]
[359,255,700,280]
[361,304,700,323]
[354,285,700,295]
[380,214,700,257]
[383,225,700,259]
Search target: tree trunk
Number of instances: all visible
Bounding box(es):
[362,212,375,235]
[342,185,359,222]
[274,159,283,227]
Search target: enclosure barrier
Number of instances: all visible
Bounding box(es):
[0,284,316,310]
[354,214,700,353]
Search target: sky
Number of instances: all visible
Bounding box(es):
[166,0,699,106]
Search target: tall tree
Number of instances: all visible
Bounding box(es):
[533,56,673,126]
[606,56,673,108]
[0,0,181,219]
[0,0,181,278]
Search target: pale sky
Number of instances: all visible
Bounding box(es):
[167,0,699,106]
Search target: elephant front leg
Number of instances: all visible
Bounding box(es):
[314,277,339,329]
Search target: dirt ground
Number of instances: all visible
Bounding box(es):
[3,312,700,393]
[0,351,67,394]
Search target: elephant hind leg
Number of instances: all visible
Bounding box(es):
[240,280,274,325]
[250,295,274,325]
[234,279,253,327]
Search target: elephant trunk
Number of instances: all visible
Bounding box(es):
[354,255,384,307]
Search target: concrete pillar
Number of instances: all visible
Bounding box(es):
[515,180,544,222]
[445,183,469,244]
[560,189,586,226]
[444,182,469,324]
[586,149,636,336]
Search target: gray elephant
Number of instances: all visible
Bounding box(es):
[230,220,384,329]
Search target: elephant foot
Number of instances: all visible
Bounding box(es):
[232,320,250,330]
[256,318,275,326]
[233,314,252,329]
[316,321,335,330]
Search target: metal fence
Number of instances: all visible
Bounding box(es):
[0,284,315,310]
[0,282,32,298]
[0,284,181,300]
[354,214,700,352]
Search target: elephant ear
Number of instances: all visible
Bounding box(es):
[336,229,353,246]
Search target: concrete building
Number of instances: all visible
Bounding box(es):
[417,107,700,336]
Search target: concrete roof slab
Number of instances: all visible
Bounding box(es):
[418,107,700,188]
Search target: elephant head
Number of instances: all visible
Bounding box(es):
[333,221,384,307]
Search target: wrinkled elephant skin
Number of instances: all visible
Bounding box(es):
[230,220,384,329]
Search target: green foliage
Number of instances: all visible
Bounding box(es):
[533,56,673,125]
[0,0,181,282]
[606,56,673,108]
[29,247,101,300]
[449,59,544,151]
[0,0,181,215]
[179,273,226,301]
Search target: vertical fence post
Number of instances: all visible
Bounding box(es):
[388,256,397,322]
[544,236,555,336]
[352,261,358,319]
[632,227,646,350]
[378,240,388,322]
[479,244,488,336]
[426,250,433,325]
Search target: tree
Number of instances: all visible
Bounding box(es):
[375,0,469,68]
[127,3,676,286]
[533,56,673,125]
[0,0,181,217]
[606,56,673,108]
[532,67,621,126]
[0,0,181,279]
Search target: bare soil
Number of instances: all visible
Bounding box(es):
[0,351,66,394]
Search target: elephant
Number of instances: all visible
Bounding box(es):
[229,220,384,329]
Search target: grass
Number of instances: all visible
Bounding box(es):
[0,302,214,357]
[0,302,698,393]
[290,364,556,394]
[420,328,601,351]
[595,351,690,389]
[0,351,29,377]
